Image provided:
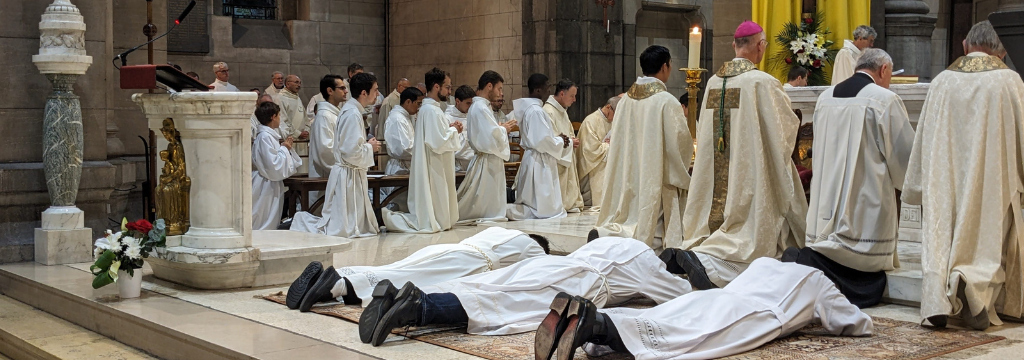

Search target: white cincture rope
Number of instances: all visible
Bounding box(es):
[464,244,495,271]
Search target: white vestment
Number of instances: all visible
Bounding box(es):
[289,98,379,238]
[904,53,1024,325]
[445,105,477,172]
[456,97,511,223]
[423,237,693,335]
[682,59,807,287]
[309,101,340,179]
[544,96,585,211]
[265,84,283,99]
[378,90,401,136]
[576,109,611,209]
[250,114,260,142]
[306,93,325,125]
[507,98,573,220]
[382,106,415,212]
[251,125,301,230]
[337,227,545,306]
[806,75,915,272]
[209,79,239,92]
[831,40,862,85]
[594,77,691,249]
[276,89,307,139]
[596,258,872,360]
[382,98,463,233]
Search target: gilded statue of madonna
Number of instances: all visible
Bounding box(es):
[156,118,191,235]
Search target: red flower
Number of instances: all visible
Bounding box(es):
[813,59,822,68]
[126,219,153,234]
[785,58,793,64]
[797,49,805,54]
[804,18,813,24]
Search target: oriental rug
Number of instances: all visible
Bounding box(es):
[262,292,1006,360]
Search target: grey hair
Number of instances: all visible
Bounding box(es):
[965,20,1006,56]
[855,48,893,71]
[272,71,284,77]
[607,96,621,111]
[213,62,229,72]
[734,31,764,48]
[852,25,877,40]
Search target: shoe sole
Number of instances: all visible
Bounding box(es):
[286,262,323,310]
[371,282,417,347]
[299,269,336,312]
[555,298,587,360]
[359,280,398,344]
[534,292,574,360]
[680,251,717,290]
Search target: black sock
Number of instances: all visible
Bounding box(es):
[598,313,628,353]
[340,278,361,305]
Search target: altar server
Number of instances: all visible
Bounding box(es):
[544,79,585,212]
[381,87,424,211]
[309,75,347,179]
[576,97,619,210]
[251,102,301,230]
[456,71,517,223]
[446,85,478,172]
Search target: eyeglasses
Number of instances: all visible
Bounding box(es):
[216,69,230,73]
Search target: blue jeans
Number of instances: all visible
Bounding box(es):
[420,292,469,325]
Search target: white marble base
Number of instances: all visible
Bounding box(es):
[33,227,92,265]
[41,206,85,230]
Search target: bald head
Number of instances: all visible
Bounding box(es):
[396,78,410,93]
[257,94,274,105]
[285,75,302,93]
[415,82,427,94]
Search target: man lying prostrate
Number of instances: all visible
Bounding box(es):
[361,237,693,347]
[536,257,873,360]
[286,227,549,314]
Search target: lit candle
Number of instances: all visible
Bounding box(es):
[688,26,701,69]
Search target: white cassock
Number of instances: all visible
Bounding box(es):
[507,98,573,220]
[378,90,401,135]
[590,258,872,360]
[250,114,260,142]
[382,106,415,211]
[594,77,691,249]
[251,125,301,230]
[265,84,283,99]
[806,73,915,273]
[306,93,325,126]
[576,109,611,210]
[382,98,462,233]
[209,79,239,92]
[681,58,807,287]
[335,227,545,306]
[831,40,862,85]
[289,98,379,238]
[307,101,341,208]
[445,105,477,172]
[544,96,585,212]
[276,89,307,139]
[423,237,693,335]
[903,52,1024,325]
[456,97,511,223]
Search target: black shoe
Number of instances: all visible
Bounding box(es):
[678,250,718,290]
[926,315,948,328]
[555,296,606,360]
[587,229,600,242]
[534,292,575,360]
[359,280,399,343]
[370,282,424,347]
[957,280,990,330]
[781,247,801,263]
[286,261,323,310]
[657,248,687,275]
[298,266,341,312]
[277,219,293,230]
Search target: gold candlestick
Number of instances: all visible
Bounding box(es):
[679,68,707,136]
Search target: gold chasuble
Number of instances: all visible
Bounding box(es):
[681,59,807,284]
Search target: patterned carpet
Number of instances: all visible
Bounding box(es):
[263,292,1006,360]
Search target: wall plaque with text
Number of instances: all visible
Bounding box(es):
[167,0,210,54]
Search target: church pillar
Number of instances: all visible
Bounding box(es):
[31,0,96,265]
[885,0,937,81]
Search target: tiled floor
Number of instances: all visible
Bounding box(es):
[7,213,1024,359]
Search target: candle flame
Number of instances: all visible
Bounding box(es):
[692,26,700,35]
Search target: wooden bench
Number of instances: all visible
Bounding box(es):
[283,173,466,226]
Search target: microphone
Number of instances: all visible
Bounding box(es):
[113,0,197,67]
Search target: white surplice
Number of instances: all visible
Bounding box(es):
[423,237,693,335]
[594,77,691,249]
[903,53,1024,325]
[445,105,477,172]
[382,106,415,212]
[544,96,585,212]
[289,98,379,238]
[456,97,511,223]
[309,101,341,178]
[251,125,301,230]
[264,84,283,99]
[336,227,545,306]
[209,79,239,92]
[831,40,862,85]
[382,98,463,233]
[806,75,915,272]
[576,109,611,209]
[378,90,401,136]
[250,114,260,142]
[306,93,325,125]
[594,258,872,360]
[507,98,573,220]
[276,89,307,139]
[682,59,807,287]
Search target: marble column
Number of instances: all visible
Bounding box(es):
[885,0,937,81]
[31,0,95,265]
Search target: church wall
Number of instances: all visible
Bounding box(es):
[387,0,524,110]
[926,0,952,78]
[711,0,752,72]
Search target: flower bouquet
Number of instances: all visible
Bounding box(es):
[770,12,839,86]
[91,218,166,297]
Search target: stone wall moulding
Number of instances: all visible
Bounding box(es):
[32,0,92,75]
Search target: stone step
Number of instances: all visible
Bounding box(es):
[0,295,157,360]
